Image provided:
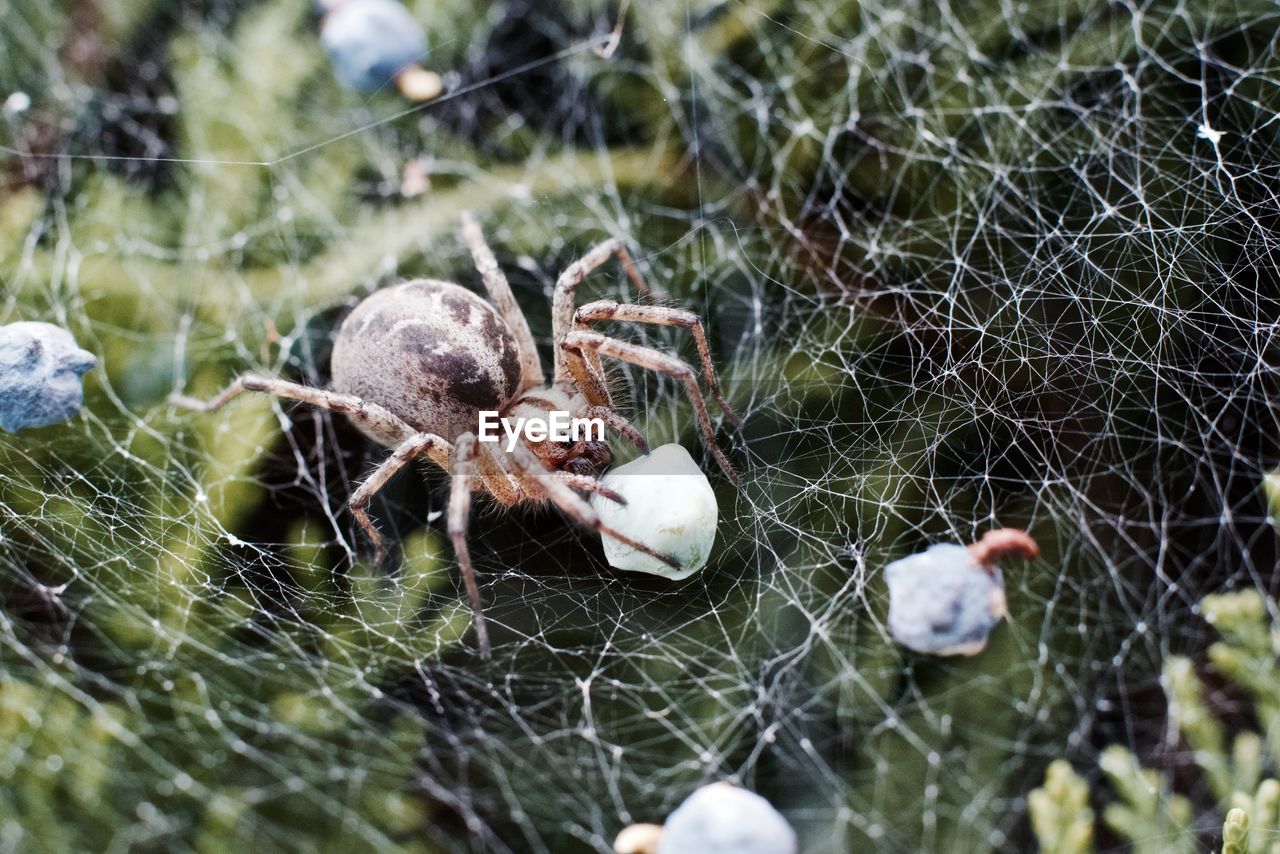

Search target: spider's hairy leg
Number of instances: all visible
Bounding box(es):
[582,405,649,455]
[448,433,491,659]
[458,212,544,390]
[561,338,614,410]
[348,432,454,563]
[518,394,649,454]
[475,437,523,505]
[169,373,416,443]
[552,237,658,382]
[572,300,741,427]
[560,332,740,484]
[509,444,679,569]
[556,472,626,505]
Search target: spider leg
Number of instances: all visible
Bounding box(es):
[447,433,492,658]
[508,444,679,569]
[561,340,614,410]
[561,332,740,484]
[169,374,415,444]
[572,300,740,426]
[347,432,454,563]
[517,394,649,454]
[552,237,657,382]
[556,472,626,505]
[473,437,524,505]
[471,436,622,502]
[459,212,544,391]
[582,405,649,455]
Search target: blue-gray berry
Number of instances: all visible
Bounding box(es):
[320,0,428,93]
[657,783,797,854]
[0,322,97,432]
[885,543,1007,656]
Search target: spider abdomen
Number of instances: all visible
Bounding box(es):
[331,279,522,445]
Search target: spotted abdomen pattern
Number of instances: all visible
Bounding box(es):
[331,279,522,445]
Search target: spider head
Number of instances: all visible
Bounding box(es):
[563,439,613,475]
[533,435,613,477]
[507,391,615,477]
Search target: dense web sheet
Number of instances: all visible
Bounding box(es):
[3,0,1280,850]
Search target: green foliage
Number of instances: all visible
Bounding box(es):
[0,353,457,847]
[1097,745,1195,854]
[6,0,1280,850]
[1223,808,1250,854]
[0,674,440,853]
[1028,761,1094,854]
[1032,591,1280,854]
[1,2,715,848]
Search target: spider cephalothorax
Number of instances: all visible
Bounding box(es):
[172,213,739,658]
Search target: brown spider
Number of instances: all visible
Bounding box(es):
[171,213,740,658]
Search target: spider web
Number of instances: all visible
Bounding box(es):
[2,0,1279,850]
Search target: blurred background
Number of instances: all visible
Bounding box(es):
[3,0,1280,851]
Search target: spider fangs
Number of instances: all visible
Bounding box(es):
[171,213,740,658]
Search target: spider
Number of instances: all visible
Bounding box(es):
[171,213,740,658]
